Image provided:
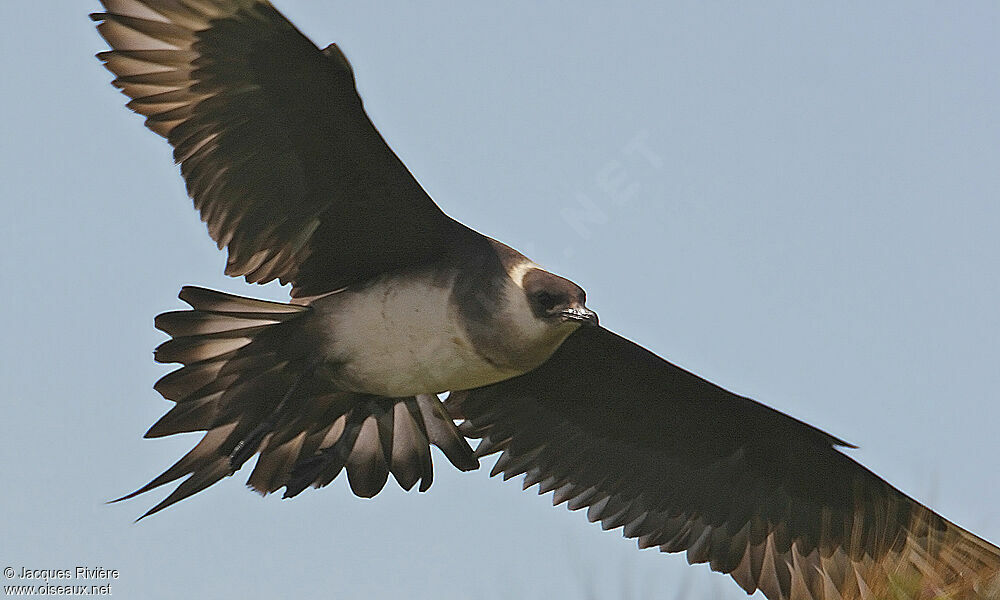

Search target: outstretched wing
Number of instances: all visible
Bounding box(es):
[93,0,461,297]
[451,326,1000,600]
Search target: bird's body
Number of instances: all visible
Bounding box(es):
[92,1,1000,598]
[314,269,500,397]
[306,239,578,397]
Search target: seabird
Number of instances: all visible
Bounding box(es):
[92,1,1000,598]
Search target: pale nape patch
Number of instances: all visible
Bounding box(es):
[506,260,540,288]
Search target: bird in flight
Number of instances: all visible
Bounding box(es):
[93,1,1000,598]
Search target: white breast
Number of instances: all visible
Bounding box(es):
[310,273,521,397]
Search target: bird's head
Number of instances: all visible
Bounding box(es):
[521,268,598,327]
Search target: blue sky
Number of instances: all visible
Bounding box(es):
[3,2,999,598]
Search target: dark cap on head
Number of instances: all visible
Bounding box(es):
[522,268,598,326]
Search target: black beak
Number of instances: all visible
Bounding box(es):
[560,306,599,326]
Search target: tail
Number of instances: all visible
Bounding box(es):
[115,286,477,519]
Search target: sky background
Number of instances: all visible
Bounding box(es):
[2,2,999,599]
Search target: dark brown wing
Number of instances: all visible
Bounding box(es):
[450,326,1000,600]
[93,0,459,297]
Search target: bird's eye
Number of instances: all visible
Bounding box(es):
[535,292,559,312]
